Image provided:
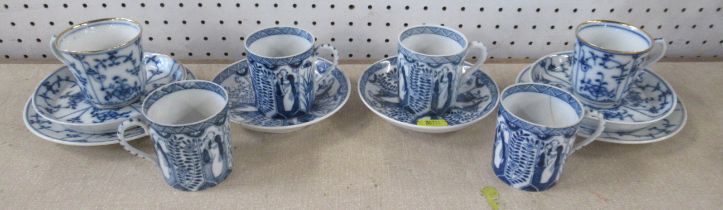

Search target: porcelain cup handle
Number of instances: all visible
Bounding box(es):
[312,44,339,83]
[116,117,156,163]
[139,57,178,95]
[640,38,667,70]
[49,35,70,65]
[570,110,605,155]
[459,41,488,83]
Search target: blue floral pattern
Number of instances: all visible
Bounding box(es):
[578,100,686,143]
[531,52,675,123]
[59,38,145,108]
[360,57,498,126]
[33,53,189,133]
[212,59,349,127]
[518,63,686,144]
[571,36,649,107]
[25,69,196,146]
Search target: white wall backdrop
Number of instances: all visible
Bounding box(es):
[1,0,722,62]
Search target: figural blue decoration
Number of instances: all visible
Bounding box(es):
[359,57,498,132]
[517,63,687,144]
[530,51,677,133]
[33,52,189,134]
[117,80,232,191]
[396,25,488,117]
[571,20,667,108]
[212,59,350,133]
[492,83,604,192]
[245,26,339,119]
[50,18,146,109]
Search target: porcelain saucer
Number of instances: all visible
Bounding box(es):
[212,59,350,133]
[358,57,499,133]
[517,65,687,144]
[529,51,677,132]
[32,53,189,134]
[24,68,197,146]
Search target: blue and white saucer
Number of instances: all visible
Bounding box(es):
[212,59,350,133]
[359,57,499,133]
[517,64,687,144]
[24,71,197,146]
[25,53,196,146]
[32,53,189,134]
[23,97,146,146]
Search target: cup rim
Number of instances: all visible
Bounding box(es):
[500,83,585,129]
[575,19,655,55]
[397,25,469,57]
[141,80,229,128]
[243,26,316,59]
[53,17,142,54]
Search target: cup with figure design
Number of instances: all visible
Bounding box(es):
[397,25,489,117]
[117,80,232,191]
[492,83,605,191]
[244,26,339,119]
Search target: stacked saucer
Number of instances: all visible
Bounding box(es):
[24,53,195,146]
[516,51,687,144]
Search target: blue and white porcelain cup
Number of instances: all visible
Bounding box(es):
[244,26,339,119]
[50,18,146,109]
[492,83,605,192]
[397,25,488,116]
[117,80,232,191]
[572,20,667,108]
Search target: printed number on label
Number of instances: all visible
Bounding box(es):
[416,119,448,127]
